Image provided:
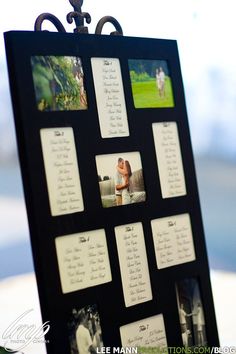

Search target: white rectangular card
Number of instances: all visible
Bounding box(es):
[151,213,196,269]
[40,127,84,216]
[115,222,152,307]
[120,314,167,349]
[152,122,186,198]
[55,229,112,293]
[91,57,129,138]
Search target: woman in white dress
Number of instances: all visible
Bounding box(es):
[159,67,166,97]
[156,68,161,96]
[116,160,132,205]
[195,303,205,346]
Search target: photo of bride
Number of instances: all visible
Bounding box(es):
[96,152,146,208]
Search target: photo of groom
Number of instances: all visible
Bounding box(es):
[96,152,146,208]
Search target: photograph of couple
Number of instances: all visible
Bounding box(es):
[176,278,207,348]
[68,304,103,354]
[129,58,174,108]
[96,152,146,208]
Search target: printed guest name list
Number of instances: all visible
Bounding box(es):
[120,314,168,349]
[55,229,112,293]
[115,222,152,307]
[40,127,84,216]
[151,213,196,269]
[152,122,186,198]
[91,57,129,138]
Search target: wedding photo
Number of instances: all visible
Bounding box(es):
[31,56,87,111]
[68,304,103,354]
[129,59,175,108]
[95,152,146,208]
[176,278,207,348]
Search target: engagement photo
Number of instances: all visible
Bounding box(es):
[68,305,103,354]
[129,59,175,108]
[96,152,146,208]
[176,278,207,348]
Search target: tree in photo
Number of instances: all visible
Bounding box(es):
[31,56,87,111]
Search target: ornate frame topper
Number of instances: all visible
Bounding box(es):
[34,0,123,35]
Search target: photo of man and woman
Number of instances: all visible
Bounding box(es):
[31,56,87,111]
[68,304,103,354]
[95,152,146,208]
[176,278,207,348]
[128,59,175,108]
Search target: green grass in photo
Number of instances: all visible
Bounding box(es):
[131,77,174,108]
[31,56,87,111]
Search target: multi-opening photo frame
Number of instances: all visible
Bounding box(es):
[4,31,219,353]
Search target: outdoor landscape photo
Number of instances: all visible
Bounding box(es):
[31,56,87,111]
[129,59,174,108]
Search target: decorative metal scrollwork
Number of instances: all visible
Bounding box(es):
[34,0,123,35]
[34,13,66,32]
[95,16,123,36]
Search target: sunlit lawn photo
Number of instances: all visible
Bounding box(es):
[129,59,175,108]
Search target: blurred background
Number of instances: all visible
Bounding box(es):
[0,0,236,347]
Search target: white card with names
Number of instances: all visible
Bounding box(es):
[152,122,186,198]
[55,229,112,293]
[91,57,129,138]
[40,127,84,216]
[151,213,196,269]
[120,314,168,349]
[115,222,152,307]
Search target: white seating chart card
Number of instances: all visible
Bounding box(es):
[152,122,186,198]
[151,213,196,269]
[120,314,167,349]
[55,229,112,293]
[40,127,84,216]
[91,57,129,138]
[115,222,152,307]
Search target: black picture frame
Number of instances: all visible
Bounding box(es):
[4,31,219,353]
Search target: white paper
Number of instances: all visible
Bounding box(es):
[152,122,186,198]
[120,314,167,349]
[115,222,152,307]
[91,57,129,138]
[151,213,196,269]
[40,127,84,216]
[55,229,112,293]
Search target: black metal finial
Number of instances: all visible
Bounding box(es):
[67,0,91,33]
[34,0,123,35]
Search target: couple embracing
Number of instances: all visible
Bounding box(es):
[115,157,133,206]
